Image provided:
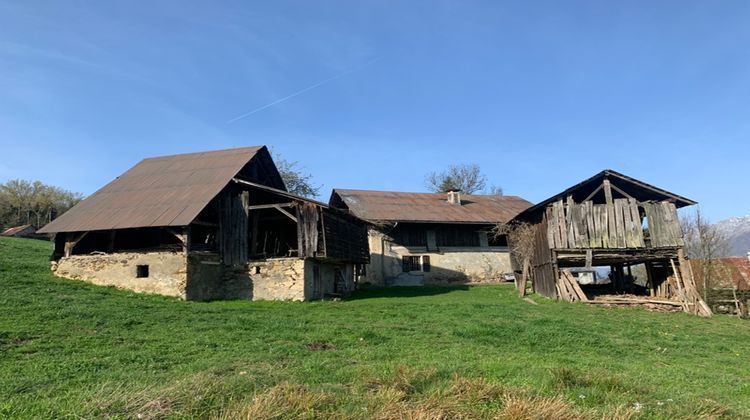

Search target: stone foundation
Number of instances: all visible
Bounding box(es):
[52,251,354,301]
[53,251,187,297]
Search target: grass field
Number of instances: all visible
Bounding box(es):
[1,236,749,419]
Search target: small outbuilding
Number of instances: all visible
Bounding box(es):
[511,169,711,316]
[38,146,369,301]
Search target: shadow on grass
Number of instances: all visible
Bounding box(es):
[348,285,470,300]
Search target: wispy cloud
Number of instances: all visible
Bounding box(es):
[227,56,382,123]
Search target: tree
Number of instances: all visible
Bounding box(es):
[493,221,536,296]
[426,163,500,195]
[271,153,320,198]
[681,208,730,300]
[0,179,82,229]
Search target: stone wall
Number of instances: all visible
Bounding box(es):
[53,251,354,301]
[246,258,307,301]
[53,251,187,298]
[363,230,512,286]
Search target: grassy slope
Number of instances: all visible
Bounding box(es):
[1,236,749,419]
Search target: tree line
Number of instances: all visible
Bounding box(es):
[0,179,83,230]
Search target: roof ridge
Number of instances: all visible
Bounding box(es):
[142,145,264,161]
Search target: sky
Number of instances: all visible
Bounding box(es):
[1,1,749,221]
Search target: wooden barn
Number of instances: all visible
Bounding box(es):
[511,170,712,316]
[38,146,369,301]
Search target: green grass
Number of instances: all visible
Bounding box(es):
[1,236,749,419]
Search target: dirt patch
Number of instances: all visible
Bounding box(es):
[306,341,335,351]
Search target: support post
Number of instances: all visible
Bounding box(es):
[64,232,89,257]
[603,179,613,205]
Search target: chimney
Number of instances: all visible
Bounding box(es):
[447,189,462,205]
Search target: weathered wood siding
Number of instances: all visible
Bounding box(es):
[220,190,249,266]
[296,202,320,258]
[532,215,557,298]
[643,202,684,247]
[546,198,648,249]
[323,211,370,263]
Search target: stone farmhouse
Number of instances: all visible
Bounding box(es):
[329,189,532,286]
[38,146,369,301]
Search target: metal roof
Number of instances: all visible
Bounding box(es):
[39,146,265,233]
[330,189,532,224]
[708,258,750,290]
[1,225,35,237]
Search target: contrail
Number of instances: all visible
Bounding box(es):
[227,57,382,124]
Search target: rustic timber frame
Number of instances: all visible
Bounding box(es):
[512,169,712,316]
[227,178,369,266]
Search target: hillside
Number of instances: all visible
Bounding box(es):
[1,237,749,419]
[716,215,750,256]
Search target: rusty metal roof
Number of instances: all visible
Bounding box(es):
[330,189,532,224]
[39,146,265,233]
[1,224,35,236]
[693,258,750,290]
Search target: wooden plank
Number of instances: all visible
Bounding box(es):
[246,202,295,211]
[603,179,614,205]
[274,205,298,223]
[566,196,576,248]
[614,199,625,248]
[607,202,617,248]
[565,271,589,302]
[546,209,556,250]
[556,201,567,249]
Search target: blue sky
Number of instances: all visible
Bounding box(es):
[1,1,749,221]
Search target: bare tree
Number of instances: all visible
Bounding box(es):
[426,163,489,194]
[270,152,320,198]
[485,185,504,196]
[493,221,536,296]
[681,208,730,300]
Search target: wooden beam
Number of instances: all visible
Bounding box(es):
[191,220,218,227]
[64,231,89,257]
[246,202,295,211]
[603,179,614,205]
[274,205,298,223]
[583,184,604,202]
[609,182,634,200]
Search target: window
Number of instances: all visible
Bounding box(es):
[136,265,149,278]
[403,256,431,272]
[402,256,421,272]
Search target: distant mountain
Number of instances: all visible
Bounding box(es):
[715,215,750,257]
